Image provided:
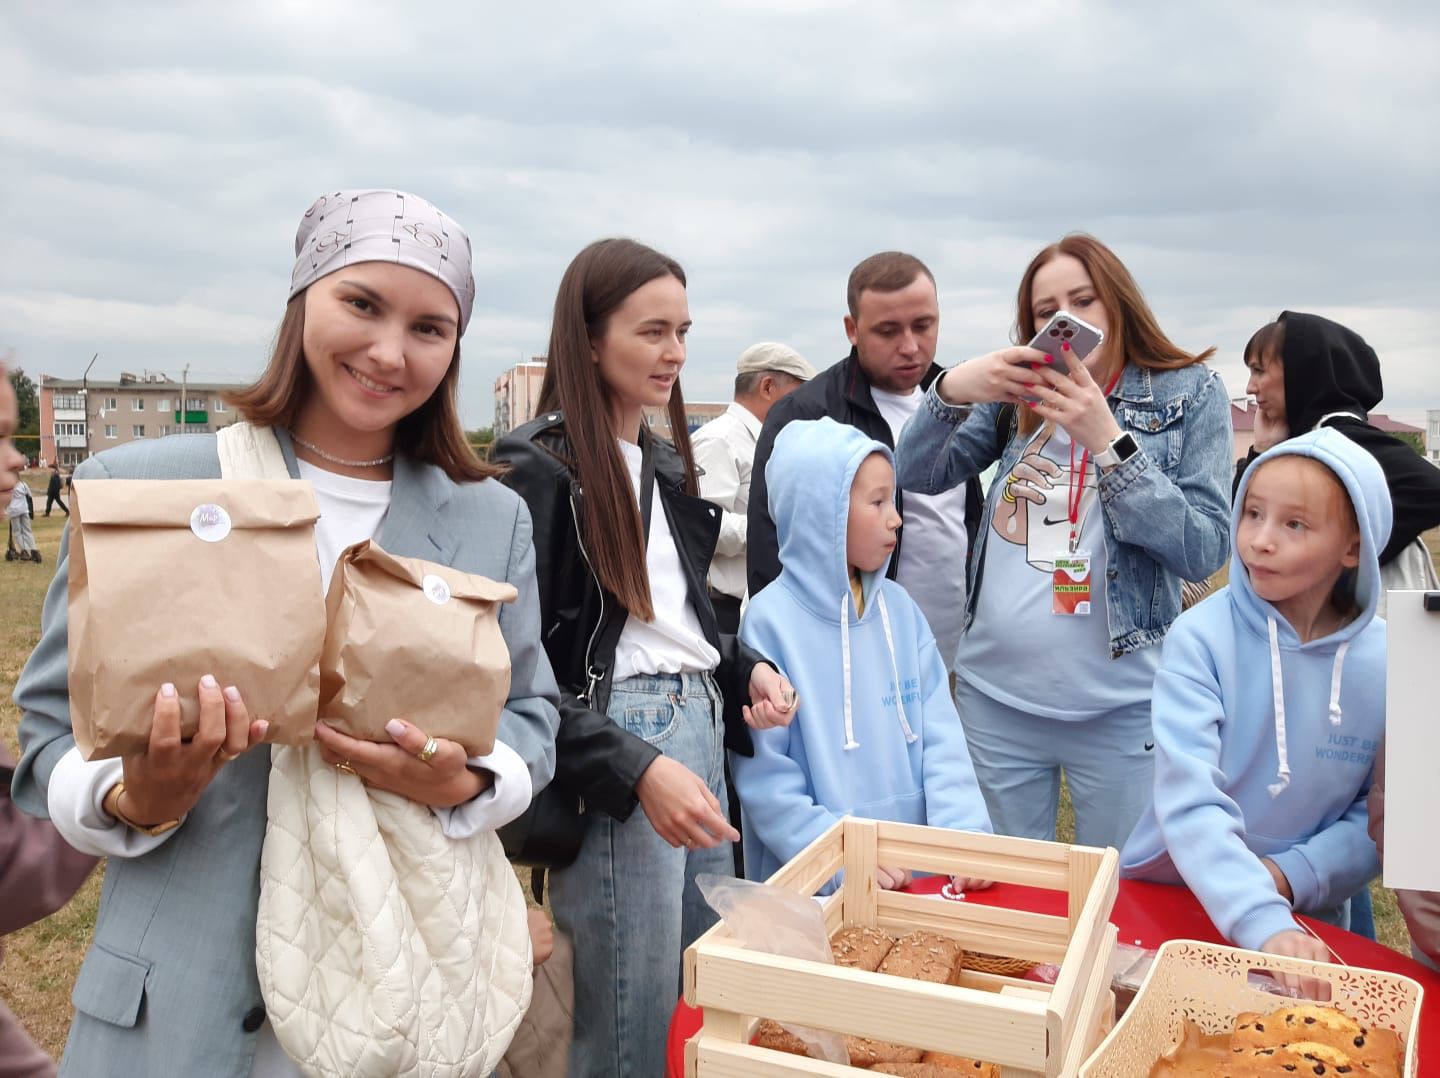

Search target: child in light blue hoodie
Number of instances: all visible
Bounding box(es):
[733,417,992,888]
[1121,429,1392,961]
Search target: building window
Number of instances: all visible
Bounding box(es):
[186,397,205,411]
[61,451,82,466]
[54,421,85,437]
[104,424,117,439]
[156,398,171,411]
[132,425,146,437]
[132,398,145,411]
[213,399,228,413]
[54,394,84,411]
[104,397,117,411]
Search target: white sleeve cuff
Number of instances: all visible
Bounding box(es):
[429,740,533,839]
[46,748,181,859]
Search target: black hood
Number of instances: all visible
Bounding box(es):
[1279,310,1383,433]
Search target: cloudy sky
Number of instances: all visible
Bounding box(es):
[3,2,1437,428]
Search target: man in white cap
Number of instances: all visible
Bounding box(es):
[692,342,815,633]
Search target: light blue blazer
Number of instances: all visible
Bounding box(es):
[11,429,560,1077]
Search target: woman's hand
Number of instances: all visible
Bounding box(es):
[526,908,556,967]
[1252,407,1290,454]
[949,876,995,892]
[745,663,798,730]
[937,347,1052,406]
[313,718,489,809]
[118,676,267,826]
[634,755,739,849]
[1025,344,1124,454]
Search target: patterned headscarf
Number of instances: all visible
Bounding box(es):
[289,189,475,333]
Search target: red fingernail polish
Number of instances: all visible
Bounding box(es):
[1024,400,1038,408]
[1045,354,1055,363]
[1024,383,1035,391]
[1061,341,1071,351]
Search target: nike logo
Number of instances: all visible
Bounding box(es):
[1143,742,1155,752]
[1042,514,1069,526]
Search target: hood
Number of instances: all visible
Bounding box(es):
[1231,428,1393,643]
[1277,311,1383,434]
[767,416,893,619]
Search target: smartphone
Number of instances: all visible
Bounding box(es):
[1027,309,1104,363]
[1021,310,1105,402]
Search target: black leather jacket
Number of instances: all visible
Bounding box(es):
[493,411,763,822]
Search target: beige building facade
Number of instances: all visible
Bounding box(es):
[39,371,244,467]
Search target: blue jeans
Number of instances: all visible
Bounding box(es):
[954,673,1153,850]
[549,672,732,1078]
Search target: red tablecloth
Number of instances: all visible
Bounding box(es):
[668,878,1439,1075]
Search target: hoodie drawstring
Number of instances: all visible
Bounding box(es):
[1267,616,1291,797]
[839,592,860,750]
[1266,616,1352,797]
[838,589,919,750]
[1328,639,1350,726]
[877,592,919,744]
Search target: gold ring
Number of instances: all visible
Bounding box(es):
[217,749,241,763]
[416,736,439,764]
[335,760,357,776]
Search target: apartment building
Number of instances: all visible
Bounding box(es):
[39,371,244,467]
[493,359,547,437]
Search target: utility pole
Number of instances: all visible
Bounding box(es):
[81,352,98,461]
[180,363,190,437]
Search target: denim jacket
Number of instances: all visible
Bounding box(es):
[895,362,1232,657]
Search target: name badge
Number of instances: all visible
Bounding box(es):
[1053,552,1092,616]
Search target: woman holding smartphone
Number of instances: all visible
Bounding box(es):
[492,238,795,1078]
[11,189,559,1077]
[896,233,1230,849]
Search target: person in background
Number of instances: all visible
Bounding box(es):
[748,252,982,676]
[6,475,39,563]
[895,234,1231,849]
[1,367,98,1078]
[1122,431,1390,962]
[44,466,68,517]
[1369,742,1440,969]
[691,341,815,634]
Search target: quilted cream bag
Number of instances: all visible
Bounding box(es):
[220,424,533,1077]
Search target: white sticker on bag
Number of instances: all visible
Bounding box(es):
[189,503,232,543]
[422,574,451,605]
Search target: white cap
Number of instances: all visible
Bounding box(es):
[736,342,816,382]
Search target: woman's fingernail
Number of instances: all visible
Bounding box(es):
[255,720,269,738]
[1045,354,1055,363]
[224,686,241,702]
[1061,341,1071,351]
[386,719,406,739]
[1024,383,1036,391]
[161,682,177,698]
[1024,401,1039,409]
[201,673,218,689]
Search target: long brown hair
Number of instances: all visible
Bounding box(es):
[225,295,499,482]
[536,238,697,621]
[1014,233,1214,437]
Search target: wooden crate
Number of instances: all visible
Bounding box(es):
[1080,939,1424,1076]
[683,817,1119,1076]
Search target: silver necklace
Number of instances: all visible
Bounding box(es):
[289,432,394,468]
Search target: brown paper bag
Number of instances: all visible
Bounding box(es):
[319,540,517,756]
[68,478,325,760]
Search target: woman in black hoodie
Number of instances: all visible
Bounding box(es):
[1238,310,1440,591]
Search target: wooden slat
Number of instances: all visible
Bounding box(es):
[694,946,1050,1069]
[767,824,845,896]
[874,890,1071,964]
[841,818,878,926]
[873,820,1075,889]
[1056,925,1118,1077]
[694,1037,875,1077]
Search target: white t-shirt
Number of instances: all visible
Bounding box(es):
[43,460,533,1078]
[870,387,970,674]
[955,424,1158,719]
[611,439,721,681]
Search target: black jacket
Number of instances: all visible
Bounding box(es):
[747,348,985,597]
[493,411,763,822]
[1233,311,1440,565]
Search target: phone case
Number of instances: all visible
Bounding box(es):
[1027,310,1103,361]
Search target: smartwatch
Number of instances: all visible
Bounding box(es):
[1095,431,1140,470]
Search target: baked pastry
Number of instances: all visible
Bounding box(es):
[877,930,967,985]
[1229,1040,1363,1075]
[870,1064,984,1077]
[920,1050,1000,1076]
[843,1035,923,1067]
[1230,1004,1402,1075]
[831,924,897,971]
[750,1018,808,1056]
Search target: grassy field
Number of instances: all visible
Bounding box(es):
[0,471,1428,1060]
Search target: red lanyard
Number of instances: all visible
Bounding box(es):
[1065,370,1122,551]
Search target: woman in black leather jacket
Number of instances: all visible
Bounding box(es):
[492,238,795,1078]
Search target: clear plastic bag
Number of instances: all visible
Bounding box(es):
[696,873,848,1064]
